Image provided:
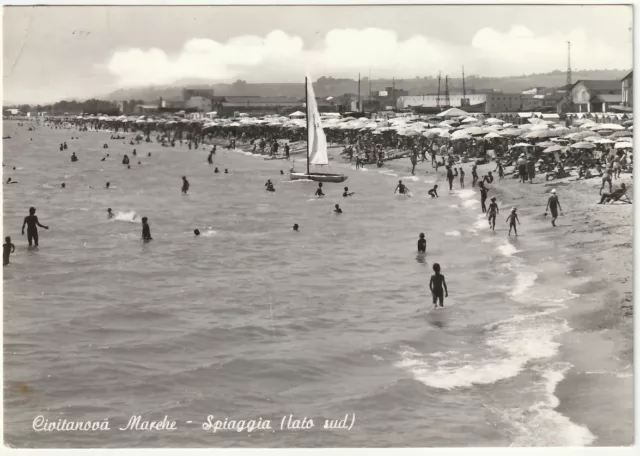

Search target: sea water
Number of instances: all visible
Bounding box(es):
[3,122,595,447]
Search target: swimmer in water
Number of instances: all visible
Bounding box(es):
[61,183,66,188]
[293,224,299,231]
[70,152,78,162]
[6,177,17,184]
[3,236,15,266]
[334,204,342,213]
[395,180,409,195]
[141,217,152,240]
[194,229,200,236]
[429,263,448,308]
[148,152,151,157]
[487,197,499,230]
[101,157,106,161]
[506,207,520,236]
[315,183,325,197]
[224,169,229,174]
[266,181,275,192]
[107,208,114,220]
[280,170,284,175]
[105,182,110,189]
[21,207,49,247]
[343,187,354,197]
[417,233,426,253]
[181,176,190,194]
[428,185,439,198]
[214,167,220,173]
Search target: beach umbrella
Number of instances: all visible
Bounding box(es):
[483,132,503,139]
[614,142,633,149]
[485,118,504,125]
[543,145,564,153]
[583,136,603,143]
[437,107,470,118]
[564,131,599,141]
[550,126,571,136]
[616,137,633,143]
[289,111,305,118]
[537,141,556,147]
[500,129,522,137]
[591,123,625,131]
[595,138,615,144]
[571,141,596,150]
[523,129,556,139]
[422,129,441,138]
[609,130,633,139]
[461,116,479,124]
[509,142,534,149]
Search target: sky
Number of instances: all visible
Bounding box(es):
[2,4,633,104]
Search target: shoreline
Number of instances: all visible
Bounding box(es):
[226,137,633,445]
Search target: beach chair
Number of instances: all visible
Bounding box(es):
[609,188,632,204]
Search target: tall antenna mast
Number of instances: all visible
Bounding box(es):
[392,77,396,109]
[436,72,441,109]
[564,41,572,112]
[462,65,466,99]
[444,75,450,107]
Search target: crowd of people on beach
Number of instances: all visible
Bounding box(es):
[3,113,632,308]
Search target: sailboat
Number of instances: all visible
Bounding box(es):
[289,76,348,183]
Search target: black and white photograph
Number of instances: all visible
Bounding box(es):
[2,2,634,449]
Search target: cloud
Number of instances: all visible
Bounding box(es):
[107,26,631,86]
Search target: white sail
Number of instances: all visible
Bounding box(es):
[306,76,329,166]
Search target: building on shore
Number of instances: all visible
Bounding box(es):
[621,71,633,109]
[569,80,622,113]
[397,92,533,113]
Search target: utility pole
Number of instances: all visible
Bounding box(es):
[392,77,396,110]
[357,72,361,112]
[462,65,466,99]
[436,72,441,109]
[369,68,372,105]
[444,75,450,107]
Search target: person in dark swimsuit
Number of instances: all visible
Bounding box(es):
[3,236,15,266]
[487,197,499,230]
[70,153,78,162]
[194,229,200,236]
[471,163,479,187]
[395,180,409,195]
[315,183,325,197]
[293,224,299,231]
[428,185,439,198]
[107,208,114,220]
[446,166,454,190]
[208,151,213,165]
[21,207,49,247]
[545,189,563,226]
[417,233,426,253]
[459,168,465,188]
[181,176,190,194]
[334,204,342,213]
[479,182,489,213]
[429,263,448,308]
[141,217,152,240]
[214,167,220,173]
[343,187,354,197]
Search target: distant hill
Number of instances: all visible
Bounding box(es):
[102,69,630,103]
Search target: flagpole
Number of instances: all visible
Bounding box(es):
[305,76,310,176]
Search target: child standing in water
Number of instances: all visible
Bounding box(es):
[417,233,426,253]
[3,236,15,266]
[487,197,499,230]
[506,207,520,236]
[141,217,152,241]
[429,263,448,308]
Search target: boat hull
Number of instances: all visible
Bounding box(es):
[290,172,348,183]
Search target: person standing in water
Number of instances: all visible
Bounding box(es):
[21,207,49,247]
[292,223,299,231]
[315,182,325,197]
[141,217,152,240]
[471,163,480,187]
[487,197,499,230]
[3,236,15,266]
[545,189,563,227]
[444,165,453,190]
[417,233,426,253]
[410,153,418,175]
[429,263,448,308]
[107,208,114,220]
[207,151,213,165]
[181,176,190,194]
[459,168,465,188]
[334,204,342,214]
[395,180,409,195]
[479,182,489,213]
[494,160,504,179]
[506,208,520,236]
